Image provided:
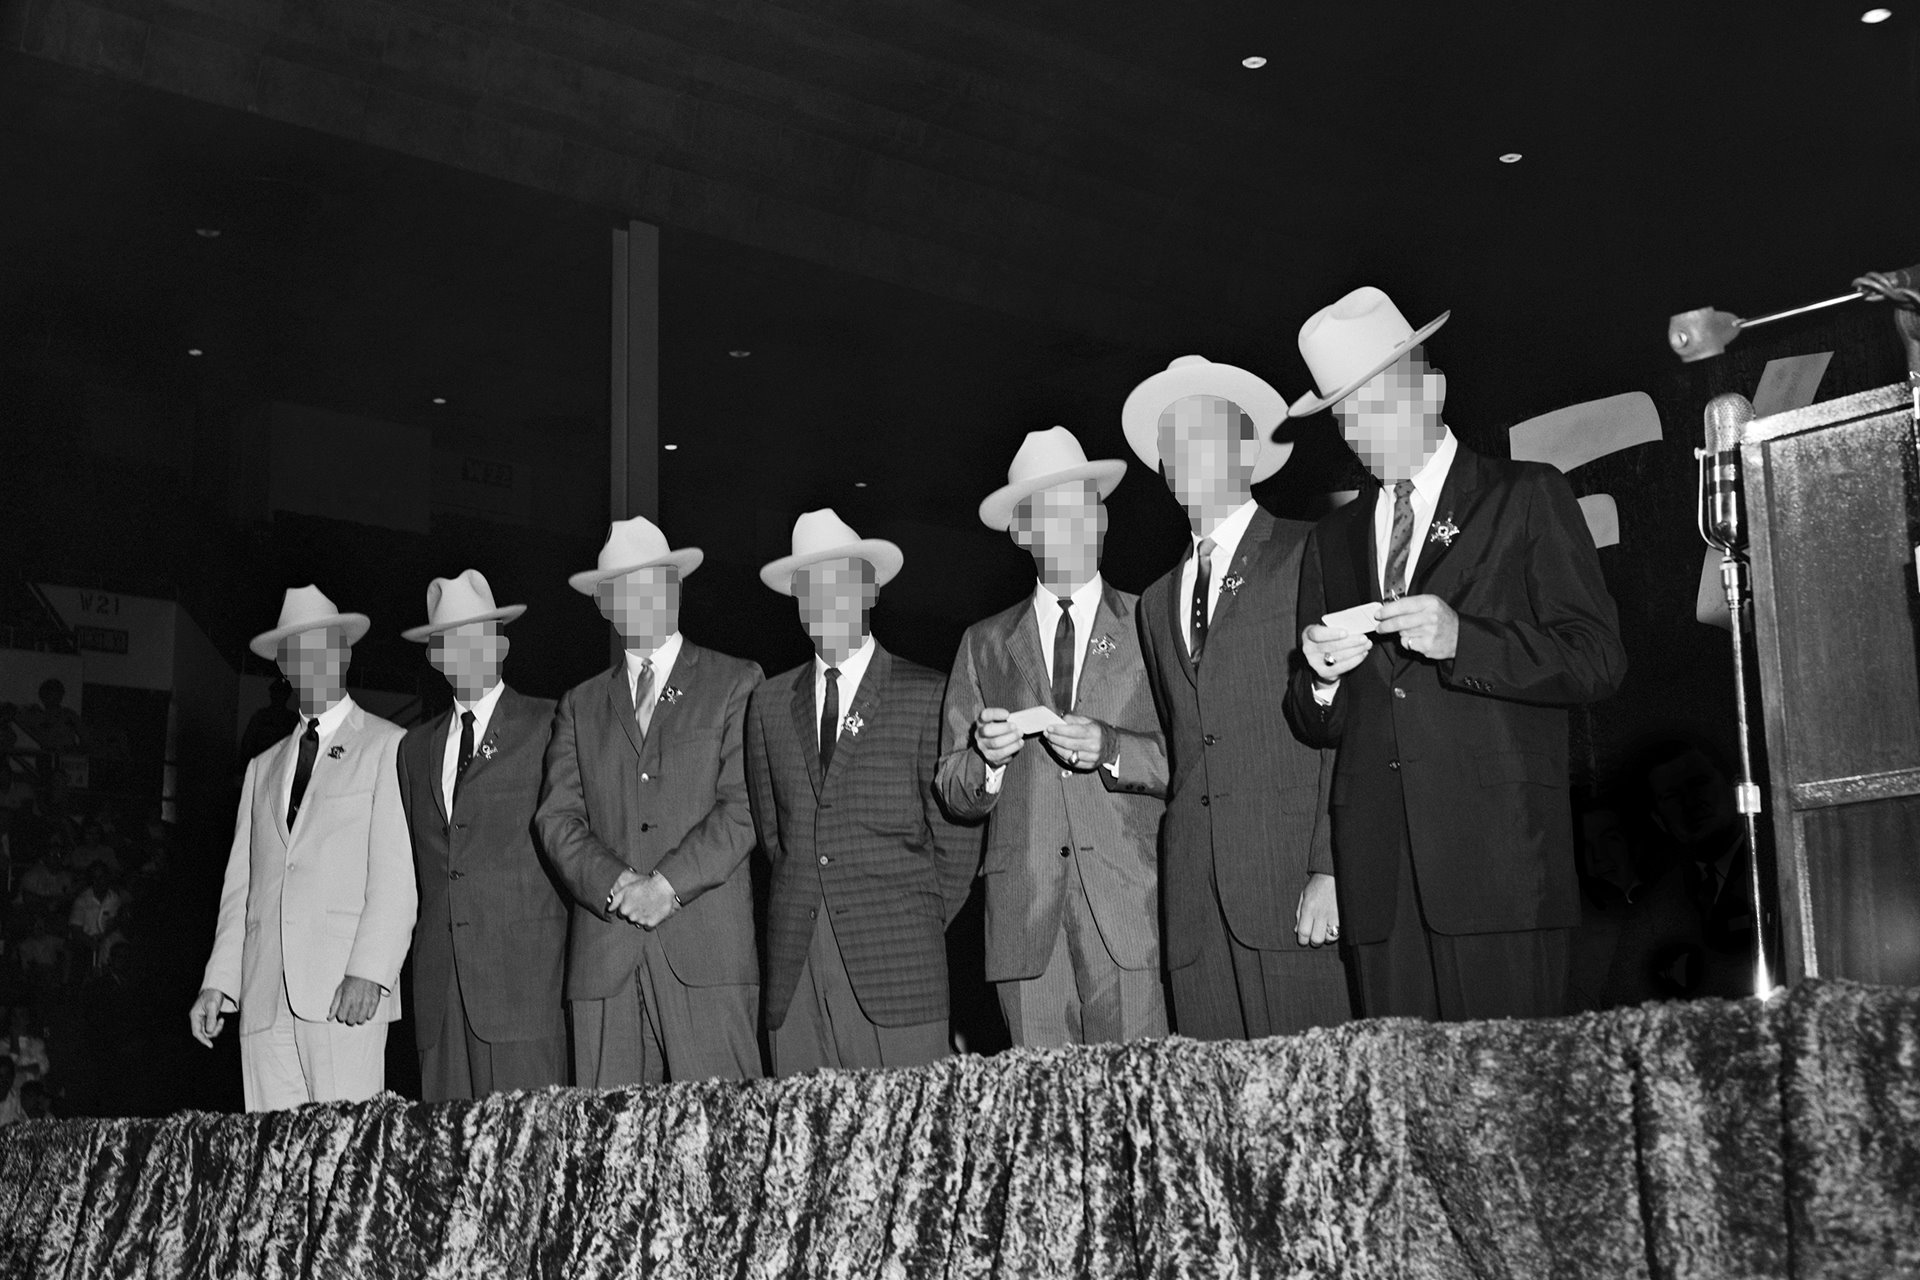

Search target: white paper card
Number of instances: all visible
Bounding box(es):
[1751,352,1833,418]
[1006,705,1065,736]
[1320,603,1383,635]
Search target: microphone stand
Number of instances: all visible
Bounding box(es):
[1694,435,1775,998]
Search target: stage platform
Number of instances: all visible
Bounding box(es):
[1,979,1915,1277]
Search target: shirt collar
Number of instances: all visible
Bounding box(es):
[452,680,507,723]
[1195,498,1260,552]
[1408,427,1457,502]
[817,633,876,682]
[1032,572,1104,617]
[306,695,355,739]
[624,632,683,683]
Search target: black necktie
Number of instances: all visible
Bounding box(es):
[1052,596,1076,713]
[287,717,319,828]
[1189,536,1215,666]
[1383,479,1416,599]
[819,666,841,776]
[457,710,476,776]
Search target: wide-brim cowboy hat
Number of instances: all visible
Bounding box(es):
[568,516,704,595]
[978,425,1127,531]
[1121,356,1294,483]
[249,585,370,660]
[400,568,527,642]
[759,508,903,595]
[1286,286,1449,419]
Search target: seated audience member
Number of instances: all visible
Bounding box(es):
[1,1006,49,1082]
[67,822,120,877]
[17,912,67,992]
[17,847,73,911]
[69,864,128,973]
[0,1057,19,1126]
[17,680,83,755]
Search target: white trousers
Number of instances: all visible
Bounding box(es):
[240,978,387,1111]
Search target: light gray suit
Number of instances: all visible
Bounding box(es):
[936,582,1169,1045]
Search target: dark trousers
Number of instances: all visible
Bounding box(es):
[771,907,949,1075]
[1168,861,1353,1039]
[419,955,567,1102]
[571,931,762,1086]
[1352,826,1570,1021]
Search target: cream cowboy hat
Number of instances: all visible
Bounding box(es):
[1120,356,1294,483]
[759,508,903,595]
[978,426,1127,531]
[1286,286,1449,418]
[248,585,370,660]
[400,569,526,642]
[568,516,704,595]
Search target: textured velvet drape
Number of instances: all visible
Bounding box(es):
[1,980,1915,1277]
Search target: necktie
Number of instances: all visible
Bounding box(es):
[1051,596,1076,713]
[634,658,656,737]
[1383,480,1416,599]
[819,666,841,776]
[1188,536,1216,665]
[457,710,476,776]
[287,717,319,828]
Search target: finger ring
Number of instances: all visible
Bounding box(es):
[1071,750,1080,765]
[1322,654,1335,666]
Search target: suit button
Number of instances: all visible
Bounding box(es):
[1393,688,1407,700]
[1388,760,1401,771]
[1203,733,1218,746]
[818,855,830,866]
[1200,795,1210,807]
[809,907,818,920]
[1059,844,1071,859]
[1060,770,1072,779]
[640,772,650,781]
[450,870,464,880]
[640,822,652,832]
[454,921,469,928]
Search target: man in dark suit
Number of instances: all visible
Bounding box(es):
[396,569,567,1100]
[746,509,975,1074]
[936,427,1169,1047]
[537,518,764,1084]
[1287,286,1627,1021]
[1121,357,1350,1040]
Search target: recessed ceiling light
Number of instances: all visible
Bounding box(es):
[186,348,204,356]
[1499,153,1523,163]
[195,228,221,238]
[431,396,447,405]
[663,443,679,451]
[1241,55,1267,69]
[728,349,751,358]
[854,481,868,488]
[1862,7,1892,22]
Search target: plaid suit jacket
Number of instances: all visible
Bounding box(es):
[746,643,977,1030]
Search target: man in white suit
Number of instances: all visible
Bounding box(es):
[189,586,417,1110]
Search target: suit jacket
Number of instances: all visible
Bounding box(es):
[397,685,566,1047]
[537,643,763,999]
[203,700,417,1034]
[934,584,1167,982]
[1287,445,1627,943]
[747,643,977,1029]
[1137,506,1337,965]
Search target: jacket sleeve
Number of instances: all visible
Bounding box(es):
[347,732,418,992]
[1099,637,1169,801]
[920,682,982,925]
[655,664,764,905]
[744,692,781,865]
[536,690,629,921]
[201,755,257,1010]
[933,636,997,821]
[1286,525,1348,748]
[1442,467,1628,705]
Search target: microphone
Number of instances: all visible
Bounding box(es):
[1700,392,1755,550]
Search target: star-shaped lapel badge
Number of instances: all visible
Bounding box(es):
[326,745,345,760]
[1429,512,1460,547]
[478,740,498,761]
[1221,574,1246,596]
[1089,634,1117,658]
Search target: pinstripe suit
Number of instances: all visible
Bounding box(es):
[1137,506,1352,1038]
[935,582,1169,1045]
[746,642,976,1071]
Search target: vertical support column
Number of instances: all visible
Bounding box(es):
[610,219,660,523]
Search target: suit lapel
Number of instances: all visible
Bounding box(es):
[268,731,299,845]
[1409,445,1488,596]
[826,645,889,786]
[1075,585,1129,716]
[421,706,453,826]
[1005,602,1052,710]
[643,645,699,768]
[1344,486,1381,606]
[606,664,646,762]
[1209,507,1273,636]
[290,702,363,841]
[1163,549,1197,689]
[789,662,823,798]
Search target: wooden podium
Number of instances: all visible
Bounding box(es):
[1743,381,1920,984]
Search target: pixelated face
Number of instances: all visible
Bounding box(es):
[1011,481,1106,582]
[1156,395,1259,517]
[427,621,509,700]
[794,557,877,656]
[1649,749,1737,845]
[595,566,680,648]
[1332,349,1448,482]
[277,626,349,711]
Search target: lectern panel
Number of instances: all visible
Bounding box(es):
[1800,796,1920,984]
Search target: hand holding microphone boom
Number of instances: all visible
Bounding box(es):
[1700,392,1755,550]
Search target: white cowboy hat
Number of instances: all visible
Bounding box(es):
[978,426,1127,531]
[248,585,370,660]
[1286,286,1449,418]
[568,516,704,595]
[400,569,527,642]
[759,508,903,595]
[1120,356,1294,483]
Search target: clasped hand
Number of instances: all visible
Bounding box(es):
[973,708,1105,771]
[609,868,678,929]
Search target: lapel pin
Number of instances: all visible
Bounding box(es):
[1221,574,1245,596]
[659,685,684,705]
[1089,634,1117,657]
[326,745,345,760]
[478,740,497,761]
[843,711,865,736]
[1429,513,1460,547]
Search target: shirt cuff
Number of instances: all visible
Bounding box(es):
[983,763,1007,795]
[1312,680,1340,706]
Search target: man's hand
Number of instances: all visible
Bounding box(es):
[972,708,1024,767]
[1376,594,1459,661]
[189,987,227,1047]
[329,975,383,1026]
[1295,873,1341,947]
[1302,624,1372,684]
[618,871,680,930]
[1042,715,1107,771]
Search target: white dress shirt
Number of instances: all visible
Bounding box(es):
[440,679,507,815]
[1033,573,1105,704]
[1373,426,1458,596]
[1178,499,1261,655]
[815,634,877,742]
[624,631,685,711]
[283,695,357,818]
